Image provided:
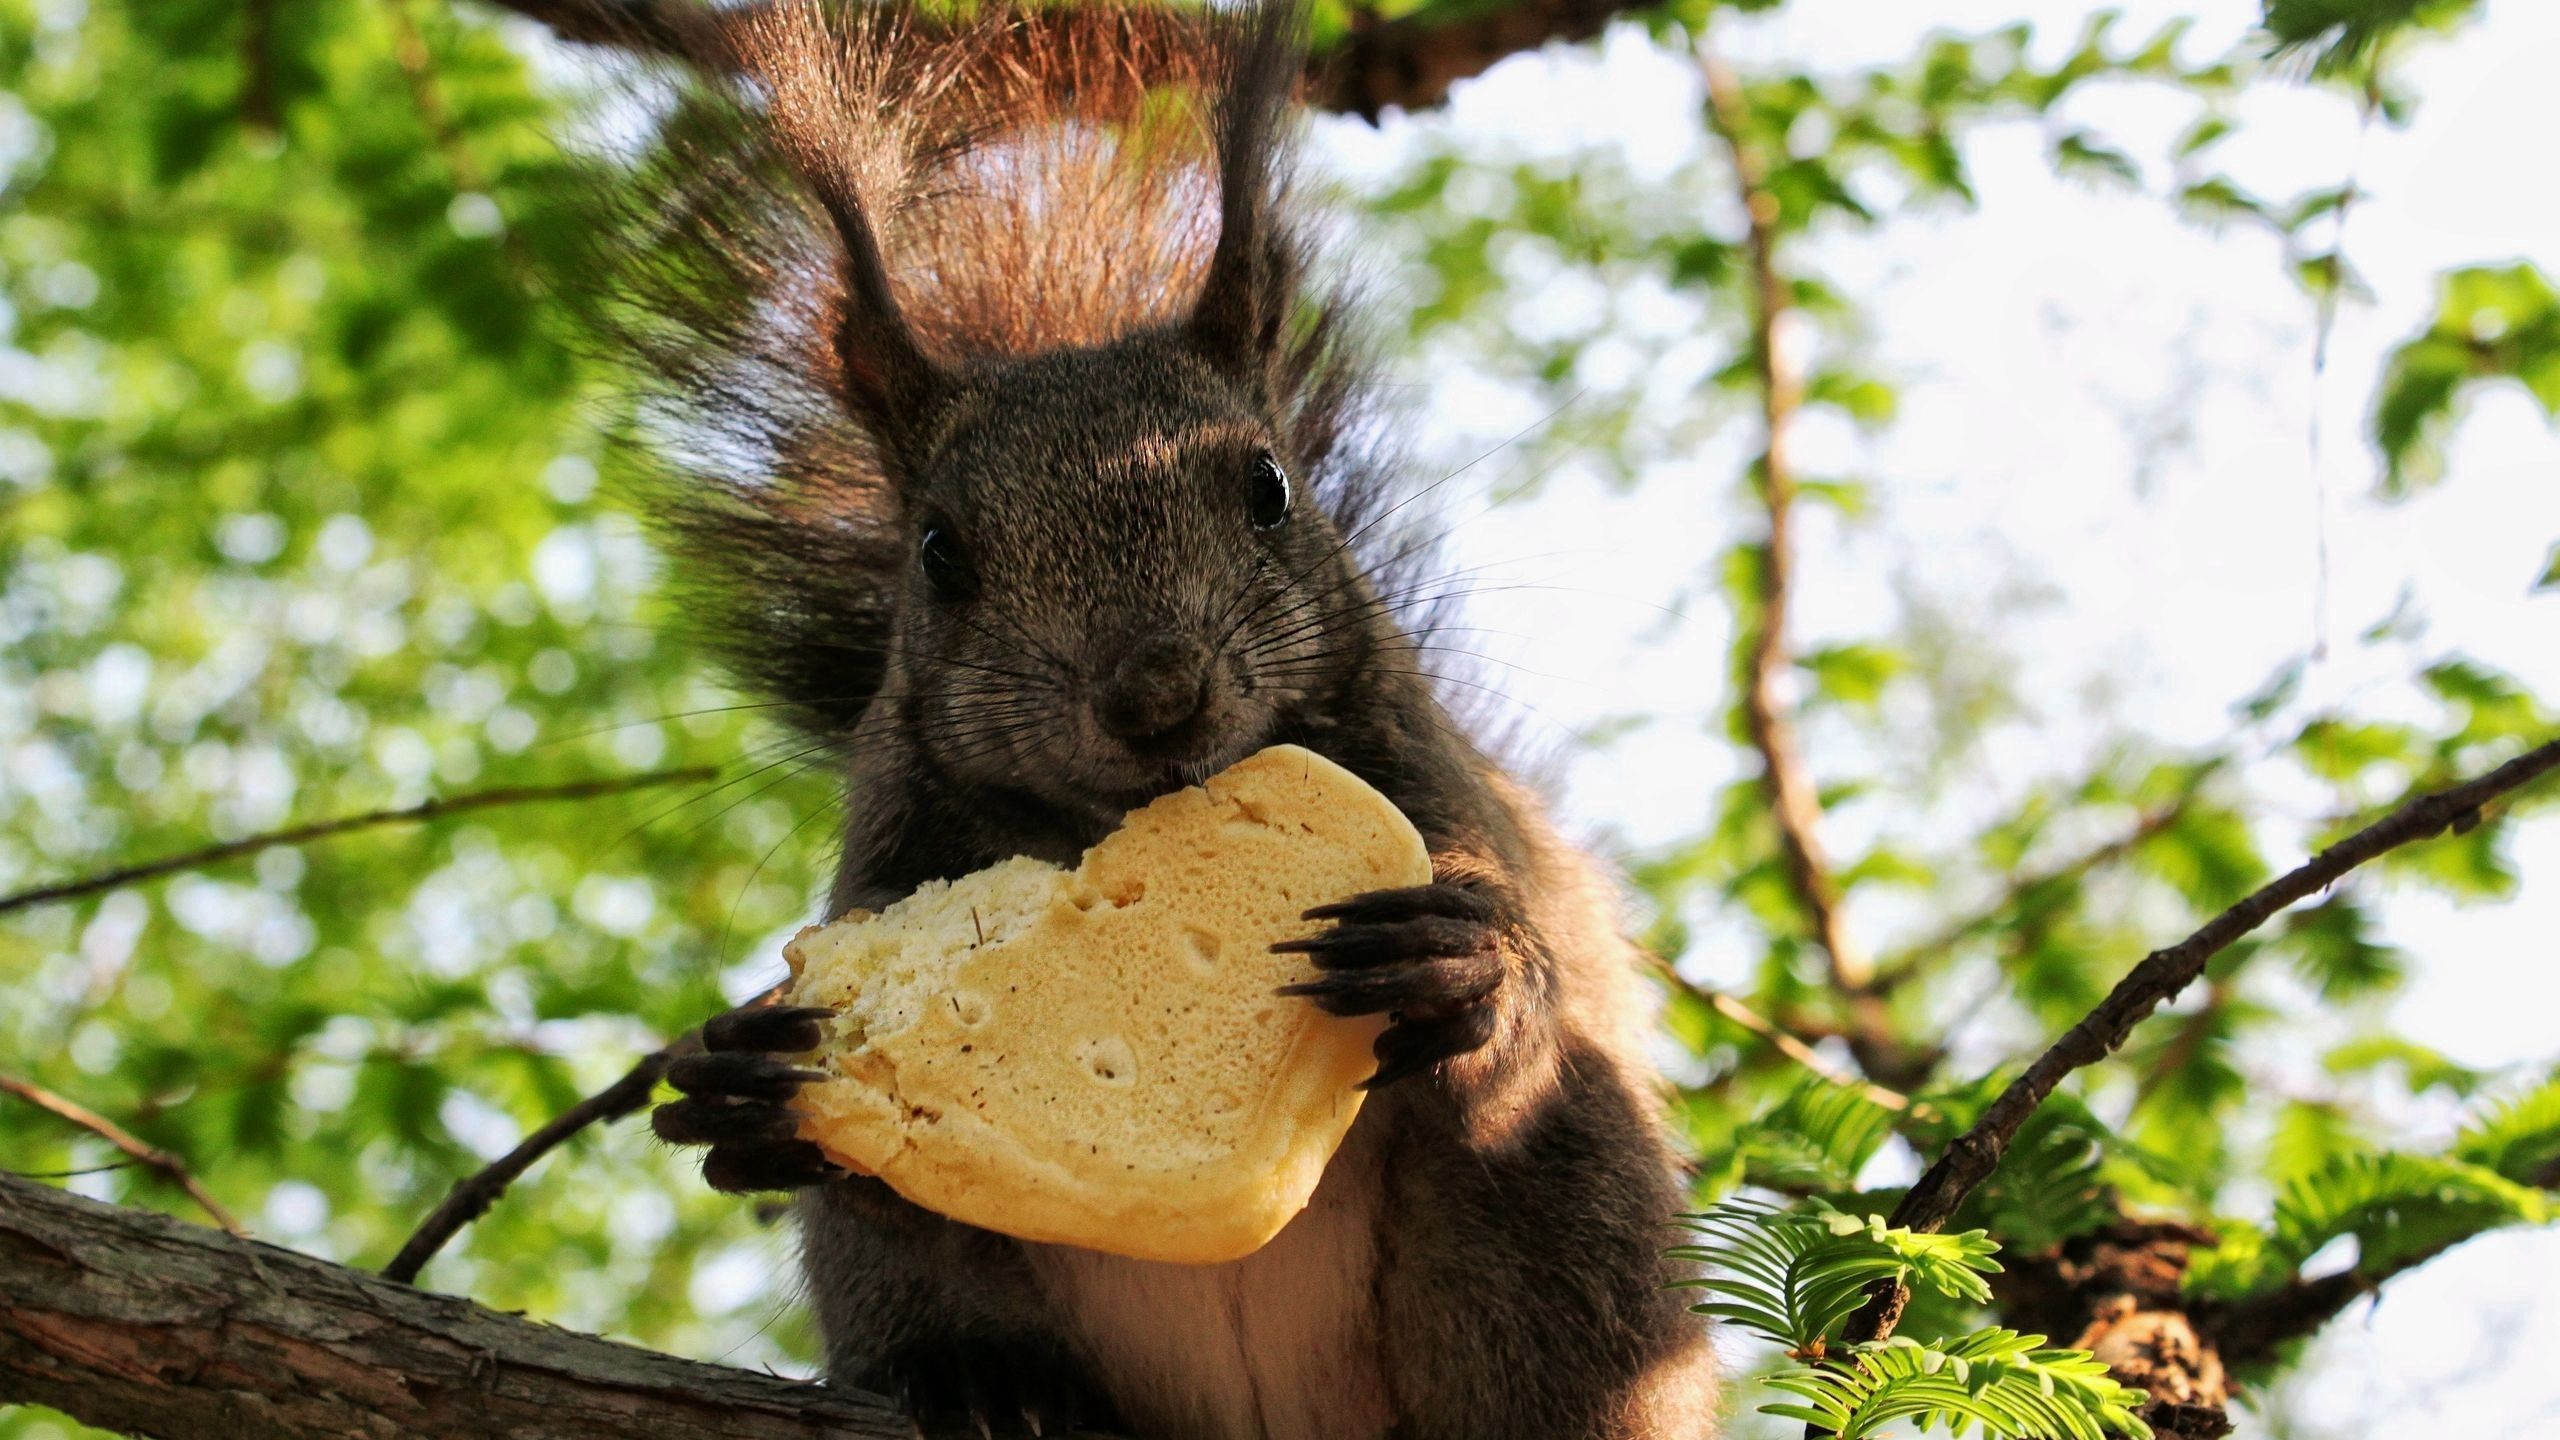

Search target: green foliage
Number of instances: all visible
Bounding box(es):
[1676,1202,2148,1439]
[2189,1152,2551,1299]
[2260,0,2482,77]
[1762,1331,2153,1440]
[1690,1079,1898,1199]
[2370,263,2560,497]
[1671,1201,1999,1357]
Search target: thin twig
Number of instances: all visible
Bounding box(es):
[0,767,715,918]
[1841,735,2560,1348]
[0,1072,243,1234]
[381,1034,699,1284]
[1649,958,1914,1115]
[1868,794,2201,994]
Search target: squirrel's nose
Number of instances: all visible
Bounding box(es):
[1095,633,1213,741]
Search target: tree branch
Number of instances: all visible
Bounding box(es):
[1316,0,1674,119]
[467,0,1674,118]
[1869,791,2202,995]
[0,767,715,918]
[380,1038,693,1285]
[1696,39,1928,1096]
[1843,735,2560,1348]
[1648,959,1915,1114]
[0,1173,1079,1439]
[0,1075,242,1236]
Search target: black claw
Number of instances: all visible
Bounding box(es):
[704,1004,834,1054]
[1277,954,1503,1017]
[653,1096,801,1145]
[1361,1005,1499,1089]
[1302,883,1497,926]
[702,1139,842,1194]
[1273,915,1495,967]
[669,1051,824,1101]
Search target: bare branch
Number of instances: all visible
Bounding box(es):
[381,1038,694,1284]
[1842,735,2560,1348]
[0,1074,242,1236]
[0,767,715,918]
[384,983,800,1282]
[0,1172,1068,1439]
[1316,0,1674,119]
[467,0,1675,118]
[1870,792,2202,995]
[1649,959,1915,1114]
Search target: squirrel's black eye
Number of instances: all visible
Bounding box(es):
[1248,452,1291,531]
[918,526,976,601]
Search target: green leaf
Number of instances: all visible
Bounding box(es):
[1761,1330,2153,1439]
[1801,643,1907,712]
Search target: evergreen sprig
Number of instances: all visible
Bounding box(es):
[1671,1201,2146,1439]
[1762,1330,2153,1440]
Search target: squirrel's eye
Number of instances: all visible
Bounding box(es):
[918,526,976,601]
[1248,452,1291,531]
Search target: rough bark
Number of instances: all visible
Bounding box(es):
[0,1173,994,1440]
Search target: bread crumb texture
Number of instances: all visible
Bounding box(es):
[781,744,1429,1263]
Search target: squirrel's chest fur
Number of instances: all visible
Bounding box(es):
[1024,1117,1395,1440]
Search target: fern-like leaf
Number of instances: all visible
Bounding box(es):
[1668,1201,1998,1356]
[2189,1151,2551,1297]
[1762,1331,2154,1440]
[2451,1073,2560,1185]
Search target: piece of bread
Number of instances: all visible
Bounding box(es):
[778,744,1430,1264]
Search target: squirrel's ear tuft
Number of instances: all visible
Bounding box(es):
[734,6,950,462]
[1187,3,1306,393]
[825,204,948,456]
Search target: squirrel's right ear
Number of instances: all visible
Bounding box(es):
[1187,3,1305,395]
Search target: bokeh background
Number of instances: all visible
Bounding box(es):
[3,1,2554,1436]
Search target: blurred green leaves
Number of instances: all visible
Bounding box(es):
[2371,262,2560,497]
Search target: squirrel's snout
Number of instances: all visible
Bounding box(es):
[1095,633,1215,744]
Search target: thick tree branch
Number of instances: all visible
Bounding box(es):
[0,1173,1075,1439]
[1317,0,1673,119]
[0,1075,241,1236]
[468,0,1672,118]
[1843,735,2560,1349]
[0,767,715,918]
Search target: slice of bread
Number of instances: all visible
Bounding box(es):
[778,744,1430,1264]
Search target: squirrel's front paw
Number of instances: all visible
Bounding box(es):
[651,1004,847,1193]
[1273,882,1506,1088]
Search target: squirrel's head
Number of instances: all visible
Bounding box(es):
[881,334,1375,814]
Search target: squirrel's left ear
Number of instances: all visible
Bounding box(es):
[1187,3,1304,395]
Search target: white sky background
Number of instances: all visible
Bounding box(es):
[1305,1,2559,1434]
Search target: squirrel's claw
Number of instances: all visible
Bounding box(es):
[1274,881,1508,1087]
[656,1001,842,1193]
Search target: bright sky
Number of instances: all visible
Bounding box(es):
[1304,1,2560,1433]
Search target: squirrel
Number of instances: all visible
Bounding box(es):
[582,2,1719,1436]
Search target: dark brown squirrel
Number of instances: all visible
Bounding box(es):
[583,2,1717,1435]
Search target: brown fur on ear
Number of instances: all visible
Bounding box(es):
[727,5,952,456]
[1187,2,1308,395]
